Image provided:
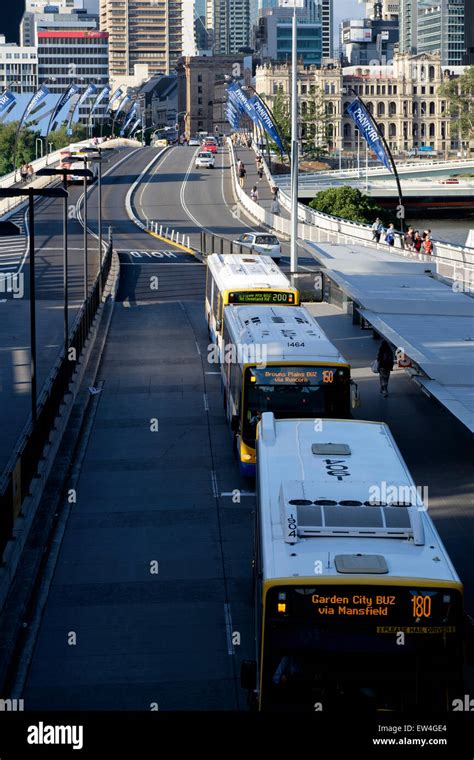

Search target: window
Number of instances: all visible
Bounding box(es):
[377,102,385,117]
[197,74,202,82]
[389,123,396,137]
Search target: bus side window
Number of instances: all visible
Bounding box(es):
[206,267,213,308]
[217,291,223,331]
[212,277,219,321]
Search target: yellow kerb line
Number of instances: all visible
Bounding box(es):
[144,227,198,256]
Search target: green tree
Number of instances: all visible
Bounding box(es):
[0,121,40,175]
[48,123,88,151]
[263,86,290,158]
[439,66,474,144]
[309,185,386,224]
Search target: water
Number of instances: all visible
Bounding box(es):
[404,215,474,248]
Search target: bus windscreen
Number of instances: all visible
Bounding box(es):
[243,366,350,443]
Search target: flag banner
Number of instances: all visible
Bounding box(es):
[347,99,393,173]
[114,94,131,121]
[226,100,240,124]
[51,83,80,124]
[227,83,259,125]
[91,85,111,116]
[128,118,141,137]
[249,94,286,154]
[106,87,123,113]
[226,105,239,130]
[120,104,137,135]
[0,90,16,118]
[77,83,97,111]
[24,84,49,121]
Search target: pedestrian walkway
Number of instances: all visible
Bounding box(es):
[0,209,27,274]
[232,144,290,220]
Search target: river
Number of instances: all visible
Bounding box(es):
[404,214,474,248]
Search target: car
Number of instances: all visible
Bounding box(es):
[202,141,218,154]
[233,232,282,262]
[195,151,215,169]
[189,136,200,146]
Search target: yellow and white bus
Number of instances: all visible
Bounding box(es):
[241,414,468,712]
[222,304,355,477]
[205,253,299,356]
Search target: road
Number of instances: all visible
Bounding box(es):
[5,143,473,710]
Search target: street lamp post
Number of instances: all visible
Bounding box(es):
[36,165,92,352]
[290,6,298,277]
[0,187,68,423]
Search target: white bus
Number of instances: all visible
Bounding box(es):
[241,414,468,712]
[205,253,299,354]
[221,305,356,476]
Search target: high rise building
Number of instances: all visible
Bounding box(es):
[0,35,37,93]
[417,0,465,65]
[341,16,398,65]
[255,4,323,66]
[21,6,99,47]
[399,0,465,65]
[464,0,474,64]
[320,0,333,58]
[256,1,332,58]
[206,0,251,54]
[363,1,399,20]
[100,0,184,78]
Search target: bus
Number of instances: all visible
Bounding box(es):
[205,253,299,355]
[241,414,469,712]
[221,305,356,476]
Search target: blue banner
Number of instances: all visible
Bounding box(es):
[226,99,241,128]
[90,85,111,116]
[227,84,259,126]
[24,84,49,121]
[50,83,80,132]
[114,94,131,121]
[77,83,97,110]
[249,94,286,155]
[106,87,123,114]
[347,99,392,173]
[120,104,137,135]
[128,118,141,137]
[0,90,16,118]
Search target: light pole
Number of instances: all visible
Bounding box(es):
[13,77,55,180]
[35,137,43,160]
[0,186,68,423]
[37,165,92,353]
[290,5,298,276]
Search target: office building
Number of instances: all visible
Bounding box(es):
[100,0,184,78]
[206,0,251,54]
[417,0,465,66]
[399,0,417,54]
[0,35,37,93]
[464,0,474,65]
[255,4,323,66]
[21,6,99,47]
[341,17,399,65]
[256,52,470,156]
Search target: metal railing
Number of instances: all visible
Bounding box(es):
[0,238,114,558]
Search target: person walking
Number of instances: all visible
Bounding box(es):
[20,164,28,184]
[271,185,279,201]
[384,223,395,247]
[377,340,394,398]
[271,197,280,215]
[413,231,422,252]
[250,185,259,203]
[404,226,415,251]
[27,164,35,183]
[423,234,433,255]
[257,165,263,181]
[238,164,246,188]
[371,217,384,243]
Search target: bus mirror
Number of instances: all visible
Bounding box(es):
[351,381,360,409]
[241,660,257,691]
[231,415,240,433]
[464,614,474,665]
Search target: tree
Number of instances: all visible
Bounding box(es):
[264,84,330,160]
[263,87,290,159]
[0,122,40,175]
[439,66,474,144]
[309,185,386,224]
[48,123,88,151]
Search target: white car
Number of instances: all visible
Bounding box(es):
[195,151,215,169]
[233,232,282,262]
[188,136,200,146]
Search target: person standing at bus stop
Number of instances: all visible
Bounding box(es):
[377,340,394,398]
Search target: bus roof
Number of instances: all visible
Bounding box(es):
[224,305,347,364]
[256,415,460,585]
[207,253,295,293]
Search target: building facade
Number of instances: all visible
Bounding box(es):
[177,54,243,136]
[0,36,37,93]
[206,0,251,54]
[100,0,184,78]
[341,17,399,65]
[464,0,474,65]
[255,5,322,66]
[399,0,465,65]
[255,53,470,156]
[399,0,417,54]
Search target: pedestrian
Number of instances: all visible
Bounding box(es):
[238,164,246,188]
[257,165,263,181]
[413,231,422,252]
[271,185,279,201]
[404,226,415,251]
[20,164,28,184]
[237,159,243,173]
[247,137,252,149]
[423,235,433,255]
[384,223,395,247]
[377,340,394,398]
[250,185,259,203]
[371,217,384,243]
[271,197,280,215]
[422,228,431,241]
[27,164,35,183]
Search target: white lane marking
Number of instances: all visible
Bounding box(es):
[205,371,220,375]
[195,340,201,356]
[179,149,217,236]
[211,470,219,498]
[203,392,209,411]
[138,147,176,222]
[224,603,235,656]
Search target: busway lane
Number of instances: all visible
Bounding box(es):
[15,145,255,710]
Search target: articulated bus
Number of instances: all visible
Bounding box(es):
[205,254,299,357]
[241,414,471,712]
[221,305,357,476]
